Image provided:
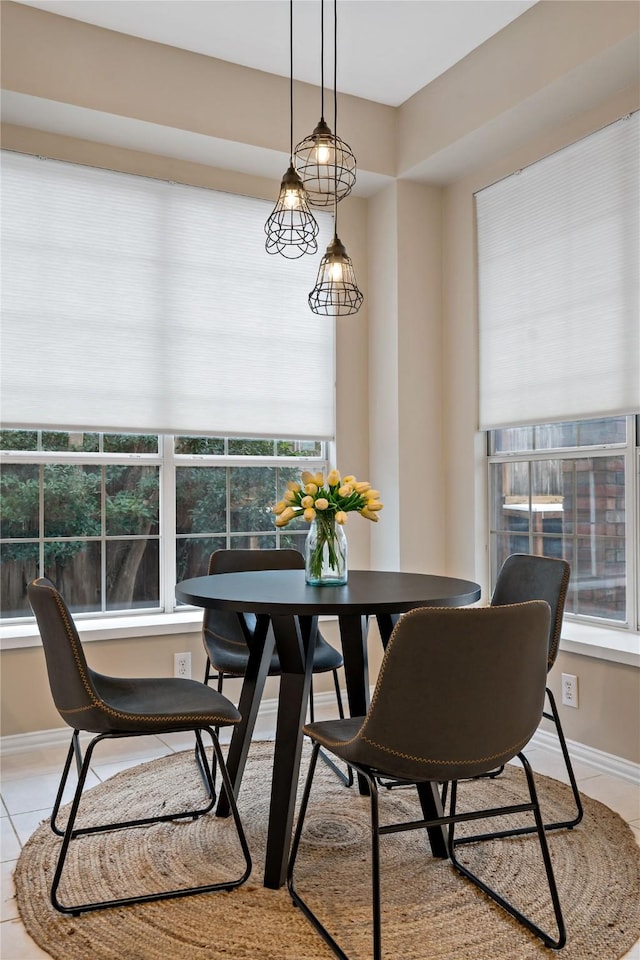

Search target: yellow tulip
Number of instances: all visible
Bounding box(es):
[303,507,316,522]
[335,511,348,524]
[272,501,287,515]
[286,480,301,492]
[360,507,379,522]
[279,506,296,524]
[301,495,314,508]
[274,517,289,527]
[301,471,314,485]
[284,489,297,503]
[354,481,371,493]
[315,498,329,510]
[304,483,318,496]
[366,501,383,511]
[342,475,356,484]
[338,484,353,497]
[314,472,325,486]
[326,469,341,487]
[365,489,380,500]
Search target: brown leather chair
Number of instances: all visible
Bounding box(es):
[287,602,566,959]
[202,548,352,785]
[28,577,251,915]
[489,553,582,832]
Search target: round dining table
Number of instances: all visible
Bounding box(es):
[175,568,481,888]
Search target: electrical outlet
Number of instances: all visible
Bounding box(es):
[174,651,191,679]
[561,673,579,708]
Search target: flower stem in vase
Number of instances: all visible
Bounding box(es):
[305,514,348,585]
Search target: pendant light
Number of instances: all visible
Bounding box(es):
[294,0,356,207]
[309,0,364,316]
[265,0,318,258]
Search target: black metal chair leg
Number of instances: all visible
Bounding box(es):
[202,660,229,790]
[543,686,584,830]
[288,744,352,960]
[51,727,251,915]
[369,776,382,960]
[456,690,584,844]
[72,733,84,777]
[333,669,345,719]
[50,732,80,838]
[51,735,102,913]
[193,729,216,803]
[449,754,566,949]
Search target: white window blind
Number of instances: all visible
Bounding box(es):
[1,151,335,440]
[476,113,639,431]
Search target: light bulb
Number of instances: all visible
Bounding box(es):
[316,143,331,165]
[329,260,343,283]
[284,188,301,210]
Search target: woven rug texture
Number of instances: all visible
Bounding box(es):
[13,741,640,960]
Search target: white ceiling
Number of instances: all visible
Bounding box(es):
[13,0,538,107]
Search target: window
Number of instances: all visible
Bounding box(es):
[0,153,335,630]
[0,430,325,621]
[488,416,638,630]
[477,115,639,646]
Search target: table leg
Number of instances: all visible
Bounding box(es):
[338,614,370,716]
[416,782,449,859]
[216,614,274,818]
[375,612,401,648]
[263,613,315,889]
[338,614,370,795]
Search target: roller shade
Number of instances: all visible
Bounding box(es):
[1,151,335,439]
[476,113,639,430]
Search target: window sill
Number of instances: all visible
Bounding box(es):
[0,610,204,650]
[0,609,340,650]
[560,621,639,667]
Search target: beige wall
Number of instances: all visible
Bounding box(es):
[547,650,640,761]
[1,0,638,762]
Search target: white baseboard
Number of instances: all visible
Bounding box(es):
[529,727,639,784]
[2,690,638,785]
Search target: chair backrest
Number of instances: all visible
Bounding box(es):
[346,601,550,783]
[208,548,304,576]
[203,549,304,652]
[27,577,108,731]
[490,554,570,670]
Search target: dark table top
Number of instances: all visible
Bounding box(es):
[175,568,481,615]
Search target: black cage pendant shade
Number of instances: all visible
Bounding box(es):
[308,0,363,317]
[294,0,356,207]
[265,0,318,258]
[308,234,364,315]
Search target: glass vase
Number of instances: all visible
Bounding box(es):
[304,515,348,586]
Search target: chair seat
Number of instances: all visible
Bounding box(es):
[304,716,364,747]
[207,629,344,677]
[89,672,241,733]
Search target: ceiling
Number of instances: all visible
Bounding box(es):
[13,0,538,107]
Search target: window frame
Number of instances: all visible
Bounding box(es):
[487,415,639,641]
[0,431,328,644]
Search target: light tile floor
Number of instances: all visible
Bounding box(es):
[0,736,638,959]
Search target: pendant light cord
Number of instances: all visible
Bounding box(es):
[289,0,294,160]
[320,0,325,122]
[333,0,338,236]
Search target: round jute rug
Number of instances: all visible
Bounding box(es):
[14,741,640,960]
